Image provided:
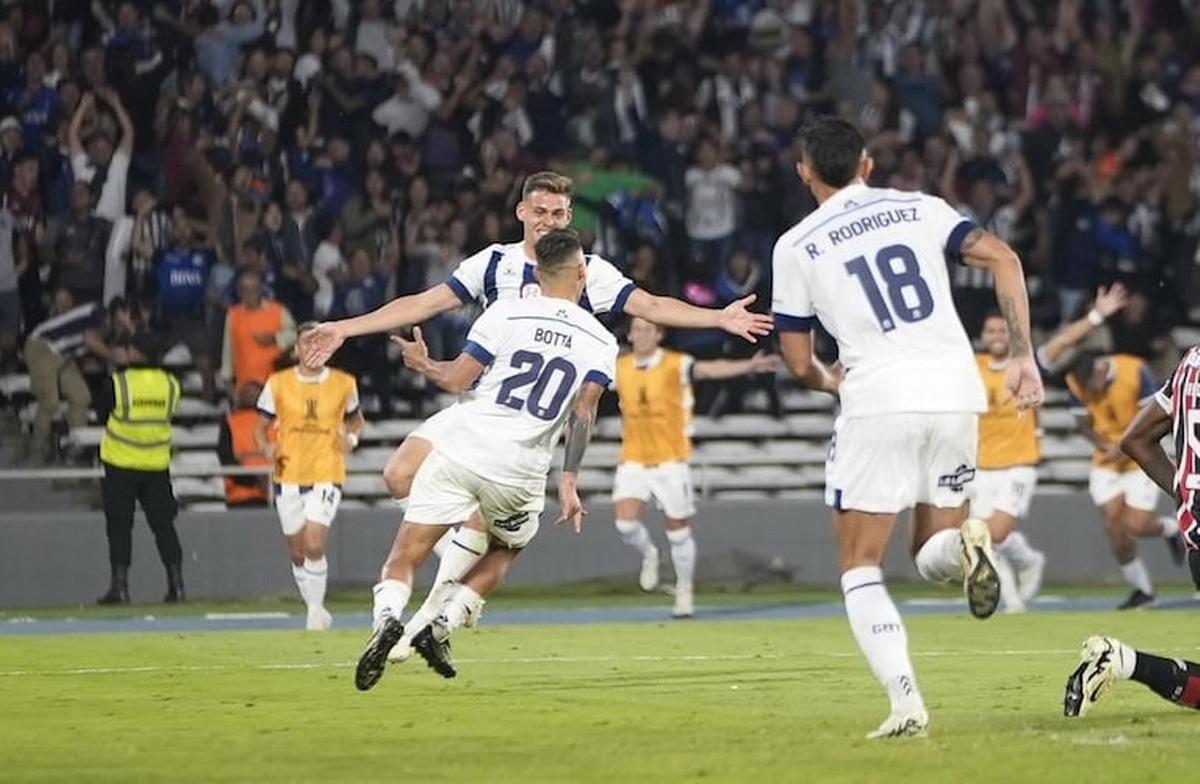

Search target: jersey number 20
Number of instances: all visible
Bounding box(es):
[844,244,933,332]
[496,350,577,421]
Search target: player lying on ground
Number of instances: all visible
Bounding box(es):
[299,171,771,660]
[612,317,781,618]
[354,229,617,689]
[1065,636,1200,716]
[773,116,1044,739]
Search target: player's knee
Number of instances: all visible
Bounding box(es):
[303,540,325,562]
[382,459,414,499]
[664,518,690,531]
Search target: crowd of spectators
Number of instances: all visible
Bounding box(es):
[0,0,1197,462]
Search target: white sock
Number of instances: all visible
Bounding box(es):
[666,526,696,590]
[432,528,456,558]
[291,563,310,604]
[841,566,924,715]
[303,557,328,609]
[404,528,489,640]
[615,519,657,557]
[1117,643,1137,680]
[1119,558,1154,596]
[1159,515,1180,538]
[372,578,412,627]
[435,584,485,640]
[996,531,1039,569]
[993,553,1022,611]
[914,528,962,583]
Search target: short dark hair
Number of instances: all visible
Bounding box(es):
[534,228,582,274]
[1067,350,1101,385]
[800,116,866,188]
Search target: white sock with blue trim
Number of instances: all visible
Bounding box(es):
[841,566,924,715]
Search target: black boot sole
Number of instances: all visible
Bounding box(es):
[412,627,457,679]
[355,619,405,691]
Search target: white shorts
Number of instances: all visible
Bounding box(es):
[274,482,342,536]
[410,406,456,445]
[825,413,979,515]
[404,450,544,548]
[971,466,1038,520]
[612,461,697,519]
[1088,467,1161,511]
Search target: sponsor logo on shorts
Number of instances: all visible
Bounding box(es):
[937,464,976,493]
[493,512,529,532]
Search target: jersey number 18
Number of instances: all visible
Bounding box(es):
[844,244,934,332]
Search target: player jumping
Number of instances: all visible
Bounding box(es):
[773,117,1043,739]
[1064,345,1200,716]
[354,228,617,688]
[612,316,780,617]
[302,171,771,662]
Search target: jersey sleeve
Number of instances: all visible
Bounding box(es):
[771,234,817,332]
[345,378,361,417]
[447,244,497,305]
[584,338,619,389]
[256,379,276,418]
[924,195,979,258]
[462,304,505,366]
[680,354,695,386]
[584,255,636,315]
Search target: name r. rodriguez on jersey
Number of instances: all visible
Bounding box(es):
[801,206,920,259]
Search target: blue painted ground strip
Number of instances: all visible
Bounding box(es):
[3,596,1198,636]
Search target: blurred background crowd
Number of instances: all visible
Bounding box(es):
[1,0,1198,463]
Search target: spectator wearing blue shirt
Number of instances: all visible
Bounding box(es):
[16,51,58,153]
[330,247,392,415]
[154,1,264,87]
[157,205,217,400]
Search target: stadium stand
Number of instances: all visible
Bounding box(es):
[0,0,1194,513]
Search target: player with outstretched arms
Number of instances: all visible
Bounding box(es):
[772,117,1044,739]
[353,229,617,688]
[1064,345,1200,717]
[301,171,771,661]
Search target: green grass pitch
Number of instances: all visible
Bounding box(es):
[1,600,1197,783]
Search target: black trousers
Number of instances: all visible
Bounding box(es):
[102,464,182,568]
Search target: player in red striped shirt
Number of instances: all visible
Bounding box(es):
[1064,346,1200,717]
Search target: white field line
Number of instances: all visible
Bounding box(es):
[7,645,1200,678]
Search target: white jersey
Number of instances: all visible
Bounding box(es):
[772,182,986,418]
[447,241,636,315]
[435,296,619,485]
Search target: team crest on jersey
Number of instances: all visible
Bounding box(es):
[305,399,318,420]
[937,464,976,493]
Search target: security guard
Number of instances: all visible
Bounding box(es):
[97,332,185,605]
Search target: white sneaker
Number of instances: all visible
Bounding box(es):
[866,710,929,739]
[305,606,333,631]
[959,518,1001,619]
[1064,636,1128,717]
[671,583,694,618]
[1016,550,1046,604]
[639,547,660,592]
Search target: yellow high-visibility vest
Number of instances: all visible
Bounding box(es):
[100,367,181,471]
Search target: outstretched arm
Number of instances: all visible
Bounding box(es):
[1039,284,1128,369]
[692,351,781,380]
[300,283,464,365]
[1121,400,1175,497]
[390,326,485,394]
[623,288,773,343]
[557,380,605,533]
[960,227,1043,409]
[778,331,842,396]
